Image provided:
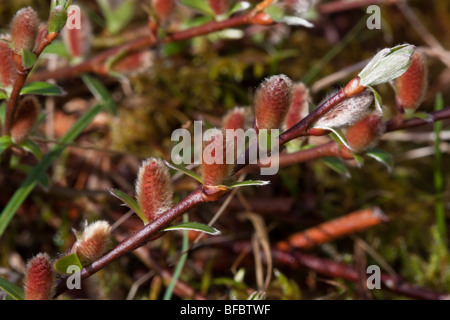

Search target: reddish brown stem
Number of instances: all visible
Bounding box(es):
[54,188,205,297]
[3,32,59,136]
[277,207,388,250]
[385,107,450,132]
[31,13,257,82]
[272,249,449,300]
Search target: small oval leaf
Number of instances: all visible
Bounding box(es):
[0,135,13,155]
[365,147,393,172]
[19,139,42,160]
[163,222,221,235]
[20,82,65,96]
[109,188,148,224]
[320,157,350,178]
[54,253,83,274]
[164,160,203,183]
[229,180,270,188]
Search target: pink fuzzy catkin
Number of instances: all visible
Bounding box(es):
[254,75,293,130]
[135,158,173,223]
[0,34,17,87]
[24,253,55,300]
[394,51,428,112]
[76,220,112,265]
[10,7,39,53]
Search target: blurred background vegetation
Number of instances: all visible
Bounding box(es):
[0,0,449,299]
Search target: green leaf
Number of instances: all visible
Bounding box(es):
[164,160,203,183]
[42,40,71,59]
[320,157,350,178]
[0,90,8,100]
[0,102,6,124]
[19,139,42,160]
[264,4,284,21]
[314,125,353,150]
[365,147,393,171]
[164,222,221,236]
[0,277,25,300]
[0,103,106,237]
[368,86,383,112]
[358,44,415,87]
[21,49,37,69]
[97,0,134,35]
[21,82,65,96]
[180,0,215,16]
[406,111,434,122]
[81,74,117,115]
[0,135,13,155]
[228,180,270,188]
[228,1,251,16]
[109,188,148,224]
[54,253,83,274]
[353,153,365,168]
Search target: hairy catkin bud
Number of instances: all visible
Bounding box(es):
[62,7,92,58]
[222,107,248,131]
[345,112,385,152]
[10,7,39,53]
[0,34,17,87]
[151,0,175,25]
[208,0,230,15]
[111,50,154,76]
[315,90,374,129]
[284,82,310,130]
[24,253,55,300]
[201,129,234,186]
[394,51,428,112]
[10,96,40,144]
[48,5,68,33]
[135,158,174,223]
[254,74,293,130]
[76,220,112,265]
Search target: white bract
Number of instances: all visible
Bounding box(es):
[358,44,415,87]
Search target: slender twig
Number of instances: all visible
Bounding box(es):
[385,107,450,132]
[271,249,449,300]
[277,207,388,250]
[54,188,205,296]
[30,8,273,82]
[4,32,59,135]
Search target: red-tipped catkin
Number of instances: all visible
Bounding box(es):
[345,112,385,152]
[10,96,40,144]
[394,51,428,112]
[10,7,39,53]
[315,89,373,129]
[76,220,112,265]
[24,253,55,300]
[61,7,92,59]
[201,129,234,186]
[208,0,230,15]
[284,82,310,130]
[152,0,175,25]
[0,34,17,87]
[135,158,174,223]
[254,74,293,130]
[111,50,154,76]
[222,107,248,130]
